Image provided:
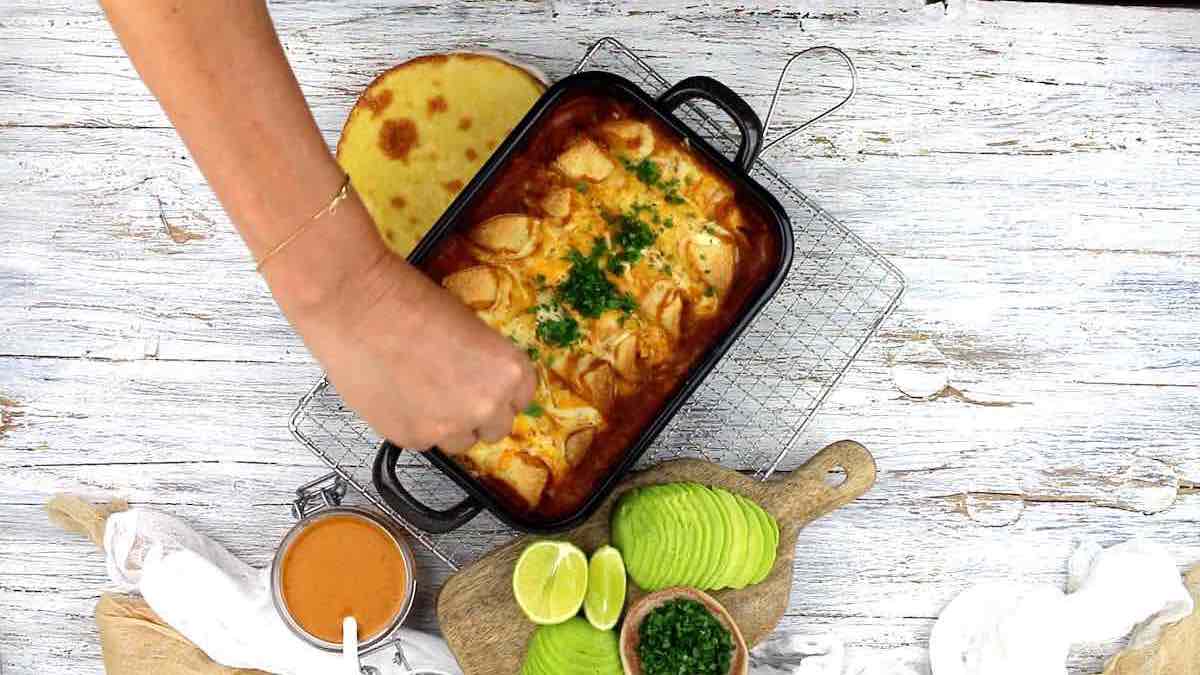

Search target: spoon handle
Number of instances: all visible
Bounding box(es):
[342,616,362,675]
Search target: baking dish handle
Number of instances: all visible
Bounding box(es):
[372,442,482,534]
[657,76,764,171]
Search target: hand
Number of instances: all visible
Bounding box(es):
[270,209,536,454]
[101,0,535,452]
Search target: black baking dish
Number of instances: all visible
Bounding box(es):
[372,71,795,535]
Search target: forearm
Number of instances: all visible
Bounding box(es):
[100,0,391,308]
[101,1,534,449]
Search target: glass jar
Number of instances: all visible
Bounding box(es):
[270,506,417,654]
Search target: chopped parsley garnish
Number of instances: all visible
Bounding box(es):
[620,157,689,206]
[574,181,589,193]
[621,156,663,186]
[556,242,635,317]
[606,254,630,275]
[606,209,657,273]
[660,178,686,204]
[536,313,580,347]
[637,599,733,675]
[525,346,540,361]
[615,212,656,251]
[523,401,544,417]
[612,291,637,314]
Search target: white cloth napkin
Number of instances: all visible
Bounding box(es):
[929,538,1194,675]
[754,539,1192,675]
[103,508,462,675]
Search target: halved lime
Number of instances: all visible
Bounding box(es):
[584,545,627,630]
[513,540,589,625]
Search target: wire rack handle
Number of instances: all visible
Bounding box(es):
[761,46,858,155]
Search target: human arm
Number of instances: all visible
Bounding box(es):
[99,0,535,451]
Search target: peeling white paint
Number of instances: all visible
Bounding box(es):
[890,340,950,399]
[960,493,1025,528]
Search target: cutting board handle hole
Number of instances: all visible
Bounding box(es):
[823,466,848,489]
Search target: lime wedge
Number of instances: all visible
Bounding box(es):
[583,545,627,630]
[513,540,589,625]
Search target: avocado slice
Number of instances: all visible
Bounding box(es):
[645,485,683,590]
[731,494,764,588]
[672,483,709,588]
[631,491,667,591]
[613,489,655,590]
[636,485,679,591]
[610,491,635,577]
[612,482,776,593]
[520,628,545,675]
[690,483,719,588]
[702,484,733,590]
[749,498,780,584]
[611,491,631,552]
[541,629,611,675]
[689,484,726,590]
[734,493,771,587]
[655,484,692,590]
[713,487,750,589]
[562,618,621,673]
[526,623,564,675]
[628,487,661,590]
[529,618,621,675]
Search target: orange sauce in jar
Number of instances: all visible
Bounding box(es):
[279,513,410,643]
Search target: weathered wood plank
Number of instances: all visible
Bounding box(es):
[3,491,1197,674]
[4,133,1198,375]
[1,354,1197,673]
[3,0,1200,674]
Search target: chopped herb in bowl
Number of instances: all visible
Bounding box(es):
[636,598,734,675]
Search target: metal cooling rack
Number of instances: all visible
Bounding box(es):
[289,38,905,572]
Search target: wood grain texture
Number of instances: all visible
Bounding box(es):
[438,442,877,674]
[1,1,1199,674]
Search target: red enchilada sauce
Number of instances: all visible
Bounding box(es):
[279,514,409,643]
[423,88,782,521]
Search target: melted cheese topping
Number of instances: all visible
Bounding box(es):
[440,118,751,510]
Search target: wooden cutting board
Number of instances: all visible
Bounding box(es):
[437,440,877,675]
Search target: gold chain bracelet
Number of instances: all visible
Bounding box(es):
[255,172,354,273]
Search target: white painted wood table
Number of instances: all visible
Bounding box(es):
[2,1,1198,673]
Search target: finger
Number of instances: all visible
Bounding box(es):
[438,429,479,455]
[381,427,431,452]
[477,409,517,444]
[511,362,537,413]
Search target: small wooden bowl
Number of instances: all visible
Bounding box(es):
[619,587,749,675]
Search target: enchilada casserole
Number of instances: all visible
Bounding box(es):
[423,90,781,519]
